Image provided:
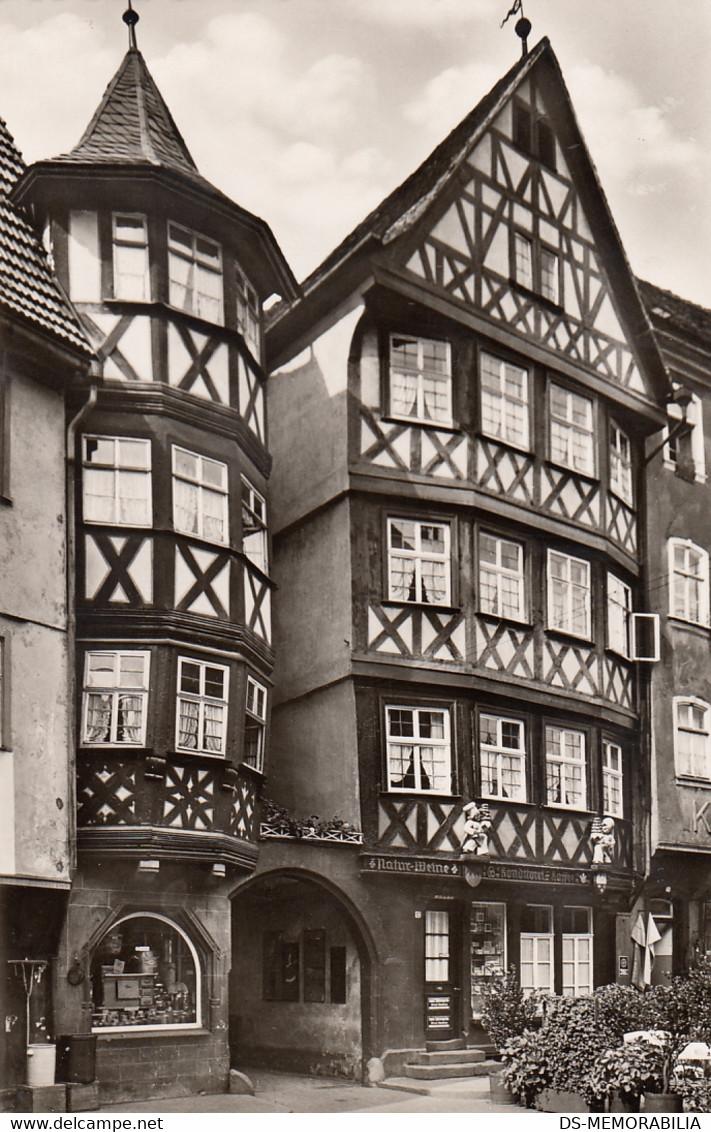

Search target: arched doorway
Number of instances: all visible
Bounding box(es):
[228,869,376,1079]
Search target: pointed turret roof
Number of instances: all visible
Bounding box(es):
[0,117,90,355]
[56,48,197,174]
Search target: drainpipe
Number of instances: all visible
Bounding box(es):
[65,378,98,874]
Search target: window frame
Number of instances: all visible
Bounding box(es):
[668,538,710,627]
[478,530,527,623]
[548,381,596,477]
[561,906,593,997]
[384,703,453,795]
[607,572,632,658]
[235,265,261,361]
[673,696,711,782]
[82,435,152,528]
[172,445,229,546]
[477,711,527,802]
[610,421,633,505]
[547,549,592,640]
[241,476,268,576]
[243,675,267,773]
[665,392,705,483]
[520,903,554,995]
[387,333,453,428]
[112,212,150,302]
[386,517,452,606]
[175,656,229,757]
[167,221,224,326]
[479,351,530,451]
[81,650,150,748]
[544,724,588,810]
[602,738,624,818]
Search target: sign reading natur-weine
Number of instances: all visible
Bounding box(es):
[363,855,591,885]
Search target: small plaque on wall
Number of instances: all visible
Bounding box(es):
[619,955,629,972]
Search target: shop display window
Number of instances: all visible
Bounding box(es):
[91,914,200,1031]
[470,901,506,1018]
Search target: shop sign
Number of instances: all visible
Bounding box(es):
[364,855,460,876]
[483,862,589,886]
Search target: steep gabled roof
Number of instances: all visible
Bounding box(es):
[0,117,91,355]
[639,279,711,351]
[54,47,197,175]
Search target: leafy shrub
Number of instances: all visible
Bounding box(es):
[593,983,658,1041]
[479,968,541,1052]
[587,1041,662,1102]
[501,1033,550,1107]
[537,995,609,1101]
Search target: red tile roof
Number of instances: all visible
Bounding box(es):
[0,118,90,354]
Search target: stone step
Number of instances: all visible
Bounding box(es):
[425,1037,466,1052]
[404,1059,497,1080]
[411,1048,487,1066]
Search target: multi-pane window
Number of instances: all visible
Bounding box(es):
[480,353,529,449]
[562,907,593,997]
[241,478,268,574]
[387,519,450,605]
[176,658,228,755]
[385,705,452,794]
[546,725,586,809]
[514,233,533,291]
[603,740,624,817]
[513,101,556,171]
[172,446,228,545]
[236,266,261,360]
[389,335,452,426]
[83,436,152,527]
[607,573,632,657]
[479,533,526,621]
[669,539,709,625]
[540,248,559,304]
[112,213,149,301]
[244,676,267,772]
[82,651,149,746]
[549,383,595,475]
[674,698,711,780]
[520,905,553,995]
[478,714,526,801]
[548,550,591,638]
[424,910,450,982]
[168,222,223,324]
[610,423,633,503]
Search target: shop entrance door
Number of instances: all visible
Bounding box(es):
[423,907,460,1040]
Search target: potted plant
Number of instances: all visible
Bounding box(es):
[480,969,540,1103]
[587,1041,659,1112]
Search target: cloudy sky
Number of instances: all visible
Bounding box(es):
[0,0,708,306]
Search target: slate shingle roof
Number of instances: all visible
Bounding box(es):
[55,48,197,175]
[638,278,711,350]
[0,118,90,354]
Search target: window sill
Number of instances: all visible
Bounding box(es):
[94,1026,208,1040]
[382,415,459,435]
[0,494,12,507]
[238,760,265,780]
[477,611,532,631]
[608,489,635,511]
[80,743,148,751]
[544,459,599,484]
[604,647,632,663]
[382,600,460,615]
[508,279,564,316]
[675,775,711,788]
[667,616,711,634]
[543,803,594,815]
[381,790,462,801]
[545,628,593,648]
[476,433,532,459]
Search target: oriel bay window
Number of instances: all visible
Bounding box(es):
[82,651,149,746]
[479,532,525,620]
[385,705,452,793]
[172,446,228,545]
[549,383,595,476]
[478,714,526,801]
[546,725,587,809]
[112,213,149,301]
[83,436,152,526]
[547,550,591,638]
[388,334,452,426]
[176,658,228,756]
[480,352,529,449]
[387,518,450,604]
[168,222,223,324]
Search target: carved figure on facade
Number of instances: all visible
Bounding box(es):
[591,816,615,866]
[462,801,492,858]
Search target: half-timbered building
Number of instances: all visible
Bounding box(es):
[10,18,297,1103]
[233,37,671,1075]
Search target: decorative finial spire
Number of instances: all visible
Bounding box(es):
[501,0,531,57]
[123,0,139,51]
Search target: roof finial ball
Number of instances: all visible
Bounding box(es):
[515,15,532,56]
[123,1,140,51]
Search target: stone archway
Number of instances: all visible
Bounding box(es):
[228,868,377,1079]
